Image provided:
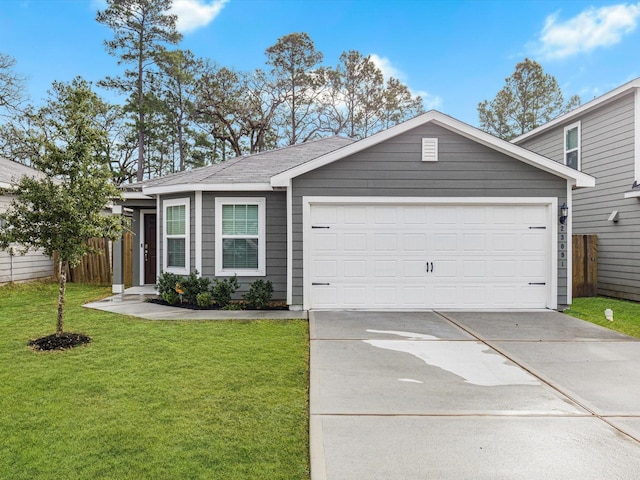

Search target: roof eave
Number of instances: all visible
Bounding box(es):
[143,183,273,195]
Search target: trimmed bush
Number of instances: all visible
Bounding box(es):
[211,275,239,308]
[244,279,273,310]
[162,290,180,305]
[180,270,211,305]
[157,271,182,298]
[196,291,212,308]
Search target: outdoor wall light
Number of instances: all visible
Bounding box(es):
[559,203,569,224]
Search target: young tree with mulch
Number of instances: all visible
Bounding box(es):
[0,77,124,350]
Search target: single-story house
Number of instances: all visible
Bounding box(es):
[513,78,640,302]
[0,157,55,284]
[114,111,594,311]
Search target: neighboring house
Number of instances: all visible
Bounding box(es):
[114,111,594,311]
[0,157,55,284]
[514,78,640,302]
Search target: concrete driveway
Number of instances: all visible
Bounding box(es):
[310,310,640,479]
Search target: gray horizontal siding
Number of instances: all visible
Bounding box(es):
[292,123,568,307]
[518,91,640,302]
[200,192,287,300]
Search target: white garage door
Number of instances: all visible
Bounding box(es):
[308,202,552,309]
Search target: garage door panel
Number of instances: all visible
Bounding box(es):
[344,233,367,251]
[403,233,428,252]
[434,233,457,252]
[374,233,397,251]
[309,203,551,309]
[463,260,486,278]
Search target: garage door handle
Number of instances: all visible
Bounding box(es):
[425,262,434,273]
[312,282,330,286]
[528,282,546,285]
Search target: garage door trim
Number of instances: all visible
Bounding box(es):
[302,196,559,310]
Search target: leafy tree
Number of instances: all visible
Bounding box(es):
[97,0,182,181]
[266,32,325,145]
[478,58,581,140]
[0,78,124,338]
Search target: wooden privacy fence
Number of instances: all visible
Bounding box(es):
[54,232,133,286]
[573,234,598,298]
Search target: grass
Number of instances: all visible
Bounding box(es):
[565,296,640,338]
[0,282,309,480]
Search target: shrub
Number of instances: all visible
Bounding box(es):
[157,271,182,298]
[162,290,180,305]
[211,275,239,308]
[244,279,273,310]
[180,270,211,305]
[196,292,212,308]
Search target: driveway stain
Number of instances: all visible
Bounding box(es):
[364,329,540,387]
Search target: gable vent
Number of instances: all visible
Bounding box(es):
[422,138,438,162]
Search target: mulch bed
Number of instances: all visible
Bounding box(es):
[29,333,92,351]
[147,297,289,311]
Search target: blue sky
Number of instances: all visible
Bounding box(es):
[2,0,640,127]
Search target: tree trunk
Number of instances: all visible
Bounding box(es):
[57,259,67,336]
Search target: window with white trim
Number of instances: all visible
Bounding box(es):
[564,122,580,170]
[163,198,190,274]
[215,197,266,276]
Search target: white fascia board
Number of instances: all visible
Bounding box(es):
[122,191,154,200]
[513,78,640,143]
[271,110,595,188]
[143,183,273,195]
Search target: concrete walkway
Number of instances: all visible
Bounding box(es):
[83,289,307,320]
[310,310,640,479]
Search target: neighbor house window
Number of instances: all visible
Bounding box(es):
[215,197,265,276]
[564,122,580,170]
[163,198,190,274]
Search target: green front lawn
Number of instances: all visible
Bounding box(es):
[565,296,640,338]
[0,282,309,479]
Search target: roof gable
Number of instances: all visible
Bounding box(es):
[271,111,595,188]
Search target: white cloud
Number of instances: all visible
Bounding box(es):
[170,0,228,34]
[536,3,640,59]
[369,54,405,81]
[369,54,441,111]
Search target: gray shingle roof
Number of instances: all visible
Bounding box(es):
[123,136,355,191]
[0,157,46,185]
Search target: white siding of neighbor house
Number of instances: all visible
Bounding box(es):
[292,123,568,308]
[518,91,640,301]
[0,194,54,284]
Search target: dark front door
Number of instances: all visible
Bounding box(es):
[144,214,157,284]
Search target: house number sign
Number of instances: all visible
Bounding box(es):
[558,224,567,268]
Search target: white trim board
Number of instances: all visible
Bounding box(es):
[302,196,559,311]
